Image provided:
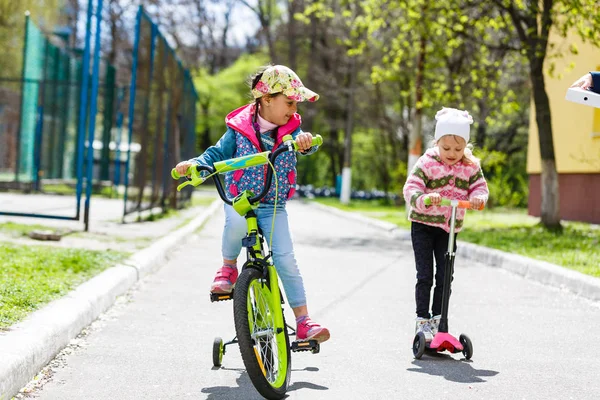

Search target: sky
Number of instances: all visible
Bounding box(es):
[74,0,261,53]
[138,0,261,48]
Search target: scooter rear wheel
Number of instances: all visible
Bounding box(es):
[412,332,426,359]
[459,334,473,360]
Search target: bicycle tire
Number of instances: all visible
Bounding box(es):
[233,267,291,399]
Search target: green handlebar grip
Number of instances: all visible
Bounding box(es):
[171,164,206,191]
[312,134,323,147]
[423,196,484,210]
[281,134,323,151]
[423,197,452,206]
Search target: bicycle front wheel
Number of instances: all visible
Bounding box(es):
[233,267,291,399]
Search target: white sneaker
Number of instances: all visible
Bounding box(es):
[430,315,441,335]
[415,317,434,341]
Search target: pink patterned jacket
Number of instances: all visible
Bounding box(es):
[403,147,489,233]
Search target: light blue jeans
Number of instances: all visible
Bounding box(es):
[222,203,306,308]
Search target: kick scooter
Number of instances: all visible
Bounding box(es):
[412,197,484,360]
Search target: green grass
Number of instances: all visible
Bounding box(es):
[313,198,600,277]
[0,244,129,330]
[0,222,63,238]
[42,183,115,198]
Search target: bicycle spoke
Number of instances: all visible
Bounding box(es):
[248,279,281,384]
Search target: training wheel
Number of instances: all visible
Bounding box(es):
[213,337,224,367]
[459,334,473,360]
[412,332,426,359]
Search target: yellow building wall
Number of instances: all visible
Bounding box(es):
[527,35,600,174]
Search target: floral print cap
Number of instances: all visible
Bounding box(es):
[251,65,320,102]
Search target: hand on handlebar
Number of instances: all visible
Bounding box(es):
[296,132,315,152]
[423,194,485,210]
[425,193,441,206]
[174,161,194,177]
[469,196,485,210]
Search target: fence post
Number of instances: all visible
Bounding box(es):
[123,6,142,223]
[76,0,94,221]
[83,0,104,232]
[15,12,31,184]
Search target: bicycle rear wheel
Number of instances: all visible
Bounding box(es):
[233,267,291,399]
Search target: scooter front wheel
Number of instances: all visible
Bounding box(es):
[412,332,426,359]
[459,334,473,360]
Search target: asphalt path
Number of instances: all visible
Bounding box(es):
[26,201,600,400]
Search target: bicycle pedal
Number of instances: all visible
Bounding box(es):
[210,292,233,302]
[291,339,320,354]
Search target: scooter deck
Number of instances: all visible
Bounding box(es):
[426,332,464,353]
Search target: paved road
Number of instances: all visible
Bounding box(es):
[25,201,600,400]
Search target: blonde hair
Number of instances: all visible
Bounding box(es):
[429,135,478,165]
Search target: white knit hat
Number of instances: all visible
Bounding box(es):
[434,107,473,143]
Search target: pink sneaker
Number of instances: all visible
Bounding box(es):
[296,317,330,343]
[210,265,238,294]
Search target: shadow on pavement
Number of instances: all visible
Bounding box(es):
[201,371,264,399]
[407,353,499,383]
[201,366,328,399]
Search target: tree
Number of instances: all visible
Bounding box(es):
[347,0,528,205]
[238,0,281,63]
[0,0,60,78]
[193,53,269,152]
[484,0,600,229]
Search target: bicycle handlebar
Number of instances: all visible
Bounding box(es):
[423,196,485,211]
[171,134,323,206]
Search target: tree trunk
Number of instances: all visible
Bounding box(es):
[530,62,561,229]
[406,33,426,212]
[287,0,300,70]
[258,0,276,63]
[408,33,426,173]
[200,102,212,152]
[340,56,357,204]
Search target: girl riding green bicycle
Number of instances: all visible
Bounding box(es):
[174,64,330,344]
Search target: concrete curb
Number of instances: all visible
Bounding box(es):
[0,199,222,400]
[308,201,600,302]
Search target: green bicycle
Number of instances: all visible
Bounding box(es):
[172,134,323,400]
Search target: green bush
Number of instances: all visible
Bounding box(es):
[476,148,528,208]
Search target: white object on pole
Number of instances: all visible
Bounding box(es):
[565,87,600,108]
[340,167,352,204]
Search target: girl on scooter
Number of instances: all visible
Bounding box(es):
[403,107,489,340]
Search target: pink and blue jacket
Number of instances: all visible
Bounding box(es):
[191,103,311,204]
[403,147,489,233]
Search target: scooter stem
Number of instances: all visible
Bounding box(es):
[447,203,458,252]
[439,203,458,333]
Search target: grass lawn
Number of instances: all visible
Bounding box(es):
[0,244,129,330]
[0,197,217,329]
[0,221,63,237]
[313,198,600,277]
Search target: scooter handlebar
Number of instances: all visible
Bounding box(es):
[423,196,485,211]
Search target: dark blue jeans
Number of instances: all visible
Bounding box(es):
[411,222,457,319]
